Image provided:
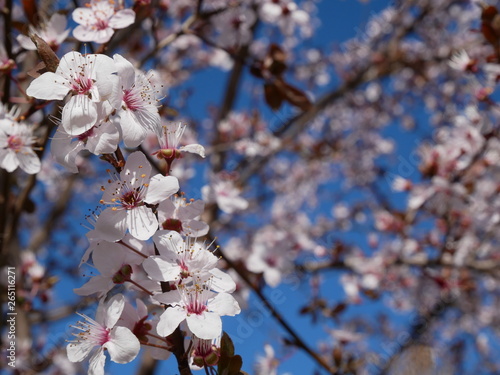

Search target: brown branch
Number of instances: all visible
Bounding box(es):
[375,295,454,375]
[2,0,13,103]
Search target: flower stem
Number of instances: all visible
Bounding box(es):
[146,332,169,343]
[140,341,171,351]
[118,240,148,258]
[126,279,154,296]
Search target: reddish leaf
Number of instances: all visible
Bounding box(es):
[22,0,38,27]
[250,61,264,78]
[492,14,500,35]
[481,24,498,46]
[227,355,243,375]
[275,79,312,111]
[331,302,347,317]
[481,5,498,23]
[266,43,287,76]
[333,347,343,367]
[264,82,284,110]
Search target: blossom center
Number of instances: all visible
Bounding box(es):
[133,316,152,342]
[112,264,133,284]
[73,77,93,95]
[120,190,143,209]
[185,291,208,315]
[7,135,23,151]
[162,218,183,233]
[77,127,95,142]
[178,260,190,279]
[123,89,142,111]
[231,16,244,30]
[69,313,111,348]
[282,5,291,16]
[266,256,277,267]
[94,16,109,30]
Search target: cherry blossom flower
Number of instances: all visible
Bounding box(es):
[157,196,209,236]
[143,230,235,292]
[246,227,294,287]
[340,274,361,304]
[254,344,280,375]
[154,283,240,339]
[20,251,45,282]
[259,0,310,36]
[17,13,70,51]
[50,102,119,173]
[391,176,412,191]
[202,174,248,214]
[448,50,477,72]
[110,54,162,147]
[153,122,205,162]
[374,210,405,232]
[190,335,220,369]
[26,51,117,136]
[212,6,256,48]
[0,120,41,174]
[119,298,171,360]
[67,294,140,375]
[329,329,363,346]
[74,241,146,297]
[95,151,179,241]
[72,0,136,44]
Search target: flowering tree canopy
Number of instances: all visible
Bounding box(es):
[1,0,500,374]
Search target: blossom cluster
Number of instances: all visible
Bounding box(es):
[23,47,239,375]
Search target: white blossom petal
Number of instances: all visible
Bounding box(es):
[126,206,157,240]
[143,256,180,282]
[179,144,205,157]
[73,276,113,296]
[61,95,98,136]
[26,72,69,100]
[156,307,186,337]
[88,347,106,375]
[94,207,127,242]
[105,326,140,363]
[144,175,179,204]
[208,292,240,316]
[186,312,222,340]
[108,9,136,29]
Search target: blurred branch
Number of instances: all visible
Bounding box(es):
[300,255,500,275]
[375,295,454,375]
[2,0,13,103]
[211,233,337,374]
[28,174,77,251]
